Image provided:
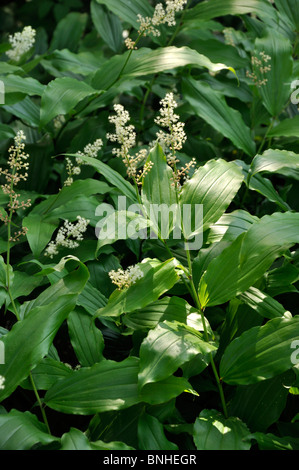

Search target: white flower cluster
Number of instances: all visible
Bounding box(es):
[0,130,31,240]
[64,138,103,186]
[6,26,36,62]
[246,51,272,87]
[0,375,4,390]
[155,92,187,165]
[109,264,144,290]
[44,216,89,258]
[137,0,188,37]
[107,104,151,183]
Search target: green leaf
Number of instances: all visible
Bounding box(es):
[94,258,180,319]
[206,210,258,244]
[95,0,154,30]
[183,78,256,156]
[40,77,98,128]
[64,154,137,202]
[49,12,88,52]
[185,0,278,22]
[45,357,141,414]
[91,46,236,91]
[250,149,299,181]
[268,115,299,138]
[228,372,294,432]
[276,0,299,31]
[60,428,93,450]
[238,286,291,320]
[193,409,251,450]
[0,410,58,450]
[138,320,217,389]
[253,30,293,117]
[250,432,299,450]
[0,75,45,96]
[91,1,122,53]
[179,159,244,235]
[67,308,104,366]
[0,259,89,401]
[23,213,58,257]
[21,357,73,391]
[220,315,299,385]
[141,143,177,238]
[3,96,40,127]
[138,413,178,450]
[198,212,299,308]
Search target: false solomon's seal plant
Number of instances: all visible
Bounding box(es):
[0,0,299,452]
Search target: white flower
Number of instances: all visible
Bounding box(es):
[44,216,89,258]
[137,0,187,36]
[6,26,36,62]
[155,92,187,159]
[0,376,5,390]
[109,264,144,290]
[64,138,103,187]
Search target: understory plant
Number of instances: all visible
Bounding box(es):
[0,0,299,451]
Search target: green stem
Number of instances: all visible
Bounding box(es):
[29,372,51,435]
[185,246,228,418]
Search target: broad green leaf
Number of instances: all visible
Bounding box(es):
[95,0,154,30]
[45,357,141,414]
[268,115,299,138]
[0,75,45,96]
[185,0,278,22]
[0,123,15,140]
[96,210,151,253]
[198,212,299,308]
[275,0,299,32]
[41,49,101,78]
[91,46,235,91]
[138,320,217,389]
[138,413,178,450]
[67,308,104,366]
[193,409,251,450]
[250,149,299,180]
[31,179,111,217]
[253,31,293,117]
[123,296,193,331]
[179,159,244,235]
[3,96,40,127]
[228,372,295,432]
[94,258,180,319]
[40,77,98,128]
[0,296,79,401]
[250,432,299,450]
[141,144,178,238]
[140,375,194,405]
[77,282,107,316]
[238,286,291,320]
[182,78,256,156]
[23,213,58,257]
[60,428,94,450]
[220,315,299,385]
[206,210,258,245]
[91,1,122,53]
[0,410,58,450]
[49,12,88,52]
[21,357,73,391]
[64,154,137,202]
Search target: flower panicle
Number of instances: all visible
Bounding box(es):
[6,26,36,62]
[125,0,188,49]
[64,138,103,187]
[0,130,31,241]
[44,215,90,258]
[109,264,144,290]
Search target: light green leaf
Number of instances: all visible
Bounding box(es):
[238,286,291,320]
[193,409,251,450]
[138,320,217,389]
[94,258,180,319]
[250,149,299,180]
[220,315,299,385]
[23,213,58,257]
[91,1,122,53]
[45,357,141,414]
[183,78,256,156]
[0,410,59,450]
[198,212,299,308]
[40,77,98,128]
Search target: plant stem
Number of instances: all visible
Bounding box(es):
[29,372,51,435]
[185,246,228,418]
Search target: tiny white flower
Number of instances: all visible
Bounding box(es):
[0,375,5,390]
[6,26,36,62]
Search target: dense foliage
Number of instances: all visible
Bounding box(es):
[0,0,299,451]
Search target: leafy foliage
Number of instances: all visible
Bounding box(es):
[0,0,299,451]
